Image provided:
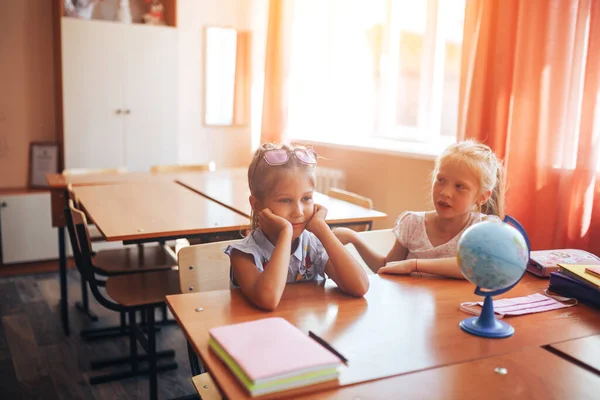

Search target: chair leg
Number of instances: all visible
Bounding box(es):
[75,277,99,322]
[130,310,138,374]
[88,307,177,387]
[58,227,70,336]
[147,306,158,400]
[80,311,162,341]
[120,311,127,333]
[162,303,169,323]
[90,350,175,370]
[187,340,204,375]
[89,364,178,385]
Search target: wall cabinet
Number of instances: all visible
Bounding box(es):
[0,193,70,264]
[61,18,178,171]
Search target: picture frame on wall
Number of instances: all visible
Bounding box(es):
[29,142,60,188]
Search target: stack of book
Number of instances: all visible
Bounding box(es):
[549,264,600,309]
[527,249,600,277]
[208,317,343,397]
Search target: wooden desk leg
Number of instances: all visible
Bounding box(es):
[58,226,70,336]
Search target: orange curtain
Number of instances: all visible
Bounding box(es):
[260,0,292,144]
[459,0,600,252]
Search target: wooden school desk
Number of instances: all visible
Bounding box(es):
[548,334,600,374]
[71,181,249,244]
[296,346,600,400]
[47,171,162,336]
[47,172,247,336]
[166,274,600,399]
[176,169,388,229]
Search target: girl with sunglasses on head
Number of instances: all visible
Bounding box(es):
[335,140,505,278]
[224,143,369,311]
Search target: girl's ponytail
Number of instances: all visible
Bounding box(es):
[481,158,505,219]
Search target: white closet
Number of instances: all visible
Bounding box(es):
[0,193,72,264]
[61,18,178,171]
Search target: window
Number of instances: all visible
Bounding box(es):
[287,0,466,151]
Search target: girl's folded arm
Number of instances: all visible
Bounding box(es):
[415,257,464,279]
[333,228,409,273]
[229,234,292,311]
[316,225,370,297]
[379,257,465,279]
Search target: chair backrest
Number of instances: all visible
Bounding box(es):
[345,229,396,275]
[177,239,240,294]
[64,199,85,272]
[327,187,373,231]
[62,167,127,176]
[327,187,373,209]
[64,199,94,274]
[150,163,213,173]
[65,199,120,311]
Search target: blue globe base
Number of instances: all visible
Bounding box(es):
[459,316,514,338]
[459,295,515,338]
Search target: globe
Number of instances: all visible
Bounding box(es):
[457,220,529,291]
[457,217,530,339]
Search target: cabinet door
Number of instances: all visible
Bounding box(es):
[62,18,126,170]
[0,193,70,264]
[122,25,178,172]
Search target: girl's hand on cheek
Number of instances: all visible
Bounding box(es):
[306,204,328,233]
[258,208,292,239]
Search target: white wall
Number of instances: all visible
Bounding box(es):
[177,0,268,168]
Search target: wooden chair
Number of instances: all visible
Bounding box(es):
[78,243,178,340]
[65,200,179,400]
[177,240,239,394]
[66,183,177,330]
[192,372,221,400]
[150,163,213,173]
[177,239,238,294]
[345,229,396,275]
[327,187,374,231]
[66,184,176,328]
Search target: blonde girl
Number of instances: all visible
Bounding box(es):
[335,140,505,278]
[224,143,369,310]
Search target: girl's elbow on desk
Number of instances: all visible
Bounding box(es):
[340,277,370,297]
[249,291,282,312]
[250,282,286,311]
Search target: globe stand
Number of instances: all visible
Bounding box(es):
[460,291,514,338]
[458,215,532,339]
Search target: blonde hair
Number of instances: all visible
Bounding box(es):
[433,140,505,218]
[247,143,317,230]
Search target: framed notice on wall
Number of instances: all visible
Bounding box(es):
[29,142,59,188]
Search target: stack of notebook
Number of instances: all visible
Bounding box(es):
[208,317,342,397]
[527,249,600,277]
[549,264,600,309]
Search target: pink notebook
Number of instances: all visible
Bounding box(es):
[209,317,341,382]
[527,249,600,277]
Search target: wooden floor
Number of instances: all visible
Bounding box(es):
[0,269,195,400]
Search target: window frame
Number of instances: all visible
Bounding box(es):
[287,0,464,155]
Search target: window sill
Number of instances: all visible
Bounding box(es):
[291,135,455,161]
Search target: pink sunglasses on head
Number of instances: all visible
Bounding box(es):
[262,148,318,166]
